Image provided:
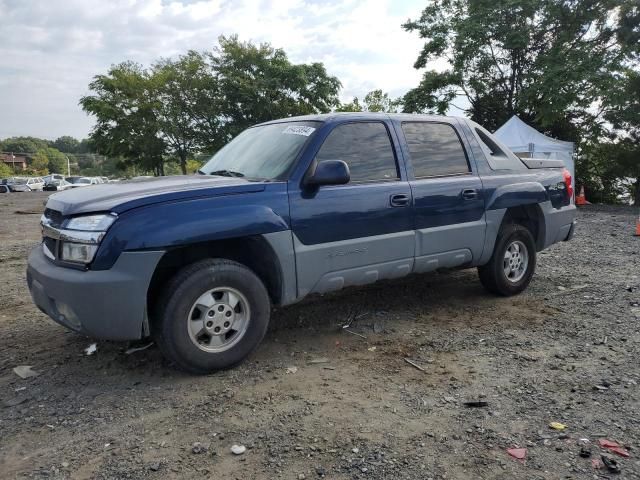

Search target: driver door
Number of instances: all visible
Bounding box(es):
[288,121,414,297]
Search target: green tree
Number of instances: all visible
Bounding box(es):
[1,136,49,154]
[80,61,167,176]
[45,147,67,174]
[51,136,80,153]
[337,90,402,113]
[208,36,342,149]
[403,0,636,135]
[151,51,217,174]
[81,37,342,175]
[0,162,13,178]
[31,150,49,173]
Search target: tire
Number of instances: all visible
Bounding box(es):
[478,223,536,296]
[154,259,271,374]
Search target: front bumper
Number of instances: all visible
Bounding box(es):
[27,246,164,340]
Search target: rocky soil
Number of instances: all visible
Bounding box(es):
[0,192,639,479]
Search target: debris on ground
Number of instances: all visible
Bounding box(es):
[286,366,298,374]
[230,445,246,455]
[367,346,377,352]
[579,446,592,458]
[549,422,567,431]
[84,343,97,356]
[507,448,527,460]
[601,454,621,473]
[191,442,208,454]
[124,342,154,355]
[3,395,31,408]
[463,401,488,408]
[13,365,39,379]
[598,439,630,458]
[403,358,426,372]
[343,328,366,339]
[308,357,330,364]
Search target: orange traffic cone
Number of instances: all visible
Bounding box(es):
[575,186,590,206]
[634,215,640,237]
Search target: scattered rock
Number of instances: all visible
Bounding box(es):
[230,444,246,455]
[192,442,208,454]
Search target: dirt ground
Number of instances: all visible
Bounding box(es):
[0,192,639,480]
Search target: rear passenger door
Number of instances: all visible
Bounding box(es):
[289,121,414,296]
[397,121,486,271]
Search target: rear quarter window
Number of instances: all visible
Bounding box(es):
[401,122,470,177]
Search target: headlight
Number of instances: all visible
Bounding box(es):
[60,243,99,263]
[65,214,116,231]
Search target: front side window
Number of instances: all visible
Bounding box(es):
[314,122,398,183]
[402,122,470,177]
[200,121,321,181]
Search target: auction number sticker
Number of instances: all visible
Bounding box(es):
[282,125,316,136]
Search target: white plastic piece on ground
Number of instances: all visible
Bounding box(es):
[231,444,246,455]
[286,366,298,374]
[13,366,39,379]
[84,343,97,356]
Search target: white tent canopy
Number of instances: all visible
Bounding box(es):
[494,115,575,181]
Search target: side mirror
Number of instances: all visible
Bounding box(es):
[304,160,350,187]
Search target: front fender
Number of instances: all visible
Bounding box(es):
[486,182,548,210]
[92,196,289,270]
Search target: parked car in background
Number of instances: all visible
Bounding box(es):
[6,178,32,192]
[66,176,99,188]
[44,179,72,191]
[43,174,66,184]
[5,177,44,192]
[0,185,9,193]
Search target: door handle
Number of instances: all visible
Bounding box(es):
[390,193,410,207]
[461,188,478,200]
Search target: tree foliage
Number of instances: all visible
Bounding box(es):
[0,136,49,154]
[336,89,402,113]
[403,0,636,135]
[80,36,341,175]
[0,162,13,178]
[45,147,67,174]
[30,150,49,173]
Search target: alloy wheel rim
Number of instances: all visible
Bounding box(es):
[187,287,251,353]
[503,240,529,283]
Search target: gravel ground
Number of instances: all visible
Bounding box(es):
[0,192,639,479]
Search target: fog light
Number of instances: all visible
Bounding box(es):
[60,242,98,264]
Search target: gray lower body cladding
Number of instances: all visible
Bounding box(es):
[27,246,164,340]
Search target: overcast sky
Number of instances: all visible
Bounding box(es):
[0,0,437,141]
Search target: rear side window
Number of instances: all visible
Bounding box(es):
[401,122,470,177]
[315,122,398,182]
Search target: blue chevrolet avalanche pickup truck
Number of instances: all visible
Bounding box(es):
[27,113,576,373]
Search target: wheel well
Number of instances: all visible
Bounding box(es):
[502,204,545,251]
[147,236,283,324]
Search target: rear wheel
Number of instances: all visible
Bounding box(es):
[478,224,536,296]
[154,259,271,374]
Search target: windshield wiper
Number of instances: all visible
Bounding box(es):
[208,169,245,178]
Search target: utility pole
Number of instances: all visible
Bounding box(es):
[65,156,71,176]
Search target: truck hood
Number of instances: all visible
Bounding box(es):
[47,175,267,216]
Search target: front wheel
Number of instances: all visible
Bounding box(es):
[154,259,271,374]
[478,224,536,296]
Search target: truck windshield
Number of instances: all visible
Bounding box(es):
[199,121,321,180]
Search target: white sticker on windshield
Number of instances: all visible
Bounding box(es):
[282,125,316,136]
